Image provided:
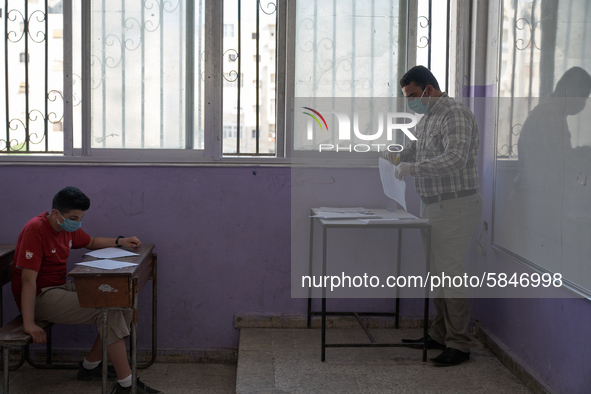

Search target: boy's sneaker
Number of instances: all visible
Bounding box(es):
[114,378,163,394]
[77,361,117,380]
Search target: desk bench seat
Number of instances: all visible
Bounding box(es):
[0,316,54,394]
[0,316,53,346]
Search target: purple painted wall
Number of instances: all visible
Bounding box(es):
[0,166,294,350]
[470,85,591,394]
[0,165,427,354]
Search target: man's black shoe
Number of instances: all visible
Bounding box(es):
[429,347,470,366]
[401,334,445,350]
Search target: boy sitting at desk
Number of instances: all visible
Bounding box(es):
[11,186,162,394]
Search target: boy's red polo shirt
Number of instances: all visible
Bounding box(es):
[11,212,91,310]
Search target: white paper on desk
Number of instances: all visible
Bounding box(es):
[76,259,138,270]
[311,212,381,219]
[379,157,407,211]
[357,218,429,225]
[318,207,369,213]
[84,247,139,259]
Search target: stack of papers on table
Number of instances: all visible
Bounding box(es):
[312,207,381,219]
[357,218,429,225]
[78,248,140,270]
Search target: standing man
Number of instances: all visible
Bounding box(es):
[386,66,482,366]
[12,186,162,393]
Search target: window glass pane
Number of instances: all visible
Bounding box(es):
[293,0,406,152]
[194,0,205,150]
[73,0,83,149]
[91,1,201,149]
[1,0,65,154]
[295,0,403,98]
[222,0,277,156]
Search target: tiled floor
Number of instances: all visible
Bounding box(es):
[0,362,237,393]
[236,328,534,394]
[0,327,535,393]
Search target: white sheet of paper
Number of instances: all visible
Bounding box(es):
[357,218,429,225]
[318,207,369,213]
[379,157,407,211]
[311,211,381,219]
[76,259,138,270]
[84,248,139,259]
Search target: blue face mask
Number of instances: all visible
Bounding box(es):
[57,211,82,232]
[408,88,431,114]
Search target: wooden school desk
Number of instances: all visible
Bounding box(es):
[306,208,431,362]
[68,244,157,394]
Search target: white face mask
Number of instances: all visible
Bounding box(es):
[408,88,431,114]
[56,211,82,232]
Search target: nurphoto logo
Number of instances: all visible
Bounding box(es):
[301,107,418,153]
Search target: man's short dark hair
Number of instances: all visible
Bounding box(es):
[553,66,591,98]
[52,187,90,213]
[399,65,441,91]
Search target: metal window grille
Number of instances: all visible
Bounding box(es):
[222,0,279,156]
[1,0,63,153]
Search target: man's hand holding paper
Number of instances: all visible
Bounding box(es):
[394,162,412,180]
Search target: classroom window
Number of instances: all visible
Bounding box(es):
[0,0,420,162]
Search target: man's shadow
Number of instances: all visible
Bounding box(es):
[510,66,591,272]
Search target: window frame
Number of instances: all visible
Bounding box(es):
[0,0,427,166]
[0,0,291,165]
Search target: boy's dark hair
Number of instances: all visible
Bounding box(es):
[553,66,591,98]
[399,65,441,91]
[52,186,90,213]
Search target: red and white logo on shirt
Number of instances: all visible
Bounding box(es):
[25,250,33,259]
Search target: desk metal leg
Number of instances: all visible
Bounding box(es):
[137,253,158,369]
[131,277,139,394]
[131,320,137,394]
[3,346,9,394]
[307,213,315,328]
[321,227,327,362]
[102,309,108,394]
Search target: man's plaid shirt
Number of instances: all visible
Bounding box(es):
[399,93,479,197]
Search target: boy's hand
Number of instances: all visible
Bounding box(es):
[24,323,47,344]
[119,236,142,249]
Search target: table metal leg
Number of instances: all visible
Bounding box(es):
[423,227,432,362]
[321,227,327,362]
[102,309,108,394]
[396,229,402,329]
[307,213,315,328]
